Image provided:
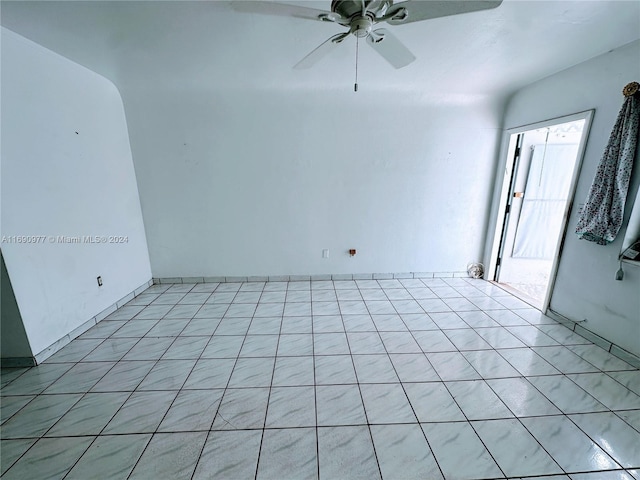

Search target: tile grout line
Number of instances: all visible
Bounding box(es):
[336,283,385,480]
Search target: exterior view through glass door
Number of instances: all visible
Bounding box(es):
[493,112,592,310]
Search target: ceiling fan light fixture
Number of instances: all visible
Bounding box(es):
[350,17,373,37]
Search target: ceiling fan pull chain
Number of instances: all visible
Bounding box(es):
[354,35,359,92]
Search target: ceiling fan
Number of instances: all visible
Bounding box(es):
[231,0,503,70]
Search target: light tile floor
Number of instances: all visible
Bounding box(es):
[1,277,639,479]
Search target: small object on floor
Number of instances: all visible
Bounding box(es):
[467,262,484,279]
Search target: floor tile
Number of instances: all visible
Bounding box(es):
[462,350,521,378]
[1,393,83,438]
[4,278,638,480]
[457,310,500,328]
[44,338,103,363]
[473,418,563,477]
[284,302,312,316]
[486,309,529,326]
[79,320,127,339]
[129,432,207,480]
[342,314,377,332]
[608,370,640,396]
[136,359,196,390]
[0,439,36,475]
[102,390,177,434]
[1,436,93,480]
[370,424,443,480]
[389,353,440,383]
[158,389,223,432]
[568,344,636,371]
[359,383,417,423]
[121,336,175,360]
[378,331,422,353]
[272,355,315,386]
[371,314,408,331]
[568,373,640,410]
[257,428,318,480]
[313,315,345,333]
[366,300,398,315]
[429,312,468,329]
[314,355,358,385]
[259,291,287,303]
[144,319,190,337]
[487,377,562,416]
[254,302,285,317]
[265,386,316,427]
[239,334,279,357]
[616,409,640,431]
[536,323,592,345]
[161,336,209,359]
[316,384,367,426]
[475,327,526,349]
[570,412,640,468]
[212,387,270,429]
[426,352,481,381]
[339,300,370,315]
[227,357,275,387]
[527,375,608,414]
[352,354,400,383]
[194,303,229,318]
[403,382,465,422]
[317,426,381,480]
[444,328,493,351]
[411,330,457,353]
[422,421,503,479]
[193,430,262,479]
[45,391,130,436]
[90,360,155,392]
[0,395,34,424]
[507,325,560,346]
[111,320,158,338]
[65,434,151,479]
[201,335,244,358]
[314,332,351,355]
[336,289,363,301]
[280,315,313,333]
[400,313,439,330]
[521,415,619,472]
[44,361,115,394]
[497,347,560,375]
[183,358,235,389]
[446,380,513,420]
[248,316,282,334]
[533,346,601,374]
[214,317,252,335]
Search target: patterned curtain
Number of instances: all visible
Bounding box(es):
[576,82,640,245]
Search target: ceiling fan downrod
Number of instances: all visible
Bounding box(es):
[354,35,359,92]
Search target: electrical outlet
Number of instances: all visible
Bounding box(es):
[322,249,329,259]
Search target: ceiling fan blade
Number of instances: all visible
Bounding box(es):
[385,0,502,25]
[366,29,416,69]
[231,1,341,23]
[294,33,349,70]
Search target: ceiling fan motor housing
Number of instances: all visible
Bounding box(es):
[331,0,393,21]
[351,17,373,37]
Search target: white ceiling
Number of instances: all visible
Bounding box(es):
[1,0,639,101]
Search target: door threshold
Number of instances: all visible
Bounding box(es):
[490,280,544,312]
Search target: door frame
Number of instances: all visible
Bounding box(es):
[488,110,594,312]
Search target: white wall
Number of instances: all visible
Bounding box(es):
[498,40,640,356]
[1,28,152,356]
[124,88,502,278]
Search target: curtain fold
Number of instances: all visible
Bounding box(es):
[575,84,640,245]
